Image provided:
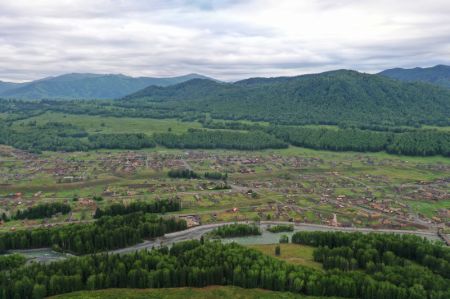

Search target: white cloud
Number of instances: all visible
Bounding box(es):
[0,0,449,82]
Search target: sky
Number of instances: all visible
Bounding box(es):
[0,0,449,82]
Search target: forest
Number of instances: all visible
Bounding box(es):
[207,223,261,238]
[88,133,155,149]
[270,126,450,156]
[93,199,181,218]
[1,234,449,299]
[13,203,71,220]
[154,129,288,150]
[123,70,450,127]
[292,231,450,280]
[0,98,449,156]
[267,224,294,233]
[0,212,186,255]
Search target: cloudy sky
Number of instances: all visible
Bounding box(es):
[1,0,449,82]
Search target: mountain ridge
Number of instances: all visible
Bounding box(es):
[122,69,450,126]
[0,73,213,100]
[379,64,450,88]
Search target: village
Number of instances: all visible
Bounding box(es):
[0,145,449,234]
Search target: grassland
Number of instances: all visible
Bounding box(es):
[246,244,322,270]
[49,286,330,299]
[12,111,202,134]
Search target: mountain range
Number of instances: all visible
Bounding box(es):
[0,73,210,100]
[123,69,450,126]
[379,65,450,88]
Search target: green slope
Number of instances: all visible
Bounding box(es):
[123,70,450,126]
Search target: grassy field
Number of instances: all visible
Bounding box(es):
[408,200,450,218]
[13,111,202,134]
[247,244,322,270]
[50,286,330,299]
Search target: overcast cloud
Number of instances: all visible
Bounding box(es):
[0,0,449,82]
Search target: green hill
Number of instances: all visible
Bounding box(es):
[0,73,212,100]
[379,65,450,88]
[123,70,450,126]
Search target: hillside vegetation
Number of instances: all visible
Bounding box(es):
[124,70,450,127]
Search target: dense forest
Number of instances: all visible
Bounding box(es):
[93,199,181,218]
[154,129,288,150]
[292,231,450,279]
[379,65,450,89]
[14,203,71,220]
[0,212,186,255]
[123,70,450,127]
[1,234,449,299]
[88,133,155,149]
[270,126,450,156]
[0,121,155,153]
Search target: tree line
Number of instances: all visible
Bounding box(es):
[270,126,450,156]
[168,169,200,179]
[11,203,71,221]
[88,133,155,149]
[93,199,181,218]
[1,238,449,299]
[0,212,186,255]
[267,224,294,233]
[154,129,288,150]
[168,169,228,181]
[207,224,261,238]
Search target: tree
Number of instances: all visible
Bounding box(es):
[275,245,281,256]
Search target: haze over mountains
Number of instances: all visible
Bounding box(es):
[0,73,210,100]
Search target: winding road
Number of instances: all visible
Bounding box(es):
[12,221,441,263]
[109,221,440,255]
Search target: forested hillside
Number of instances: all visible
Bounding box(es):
[123,70,450,127]
[379,65,450,89]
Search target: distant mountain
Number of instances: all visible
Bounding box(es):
[0,73,212,100]
[0,81,22,94]
[123,70,450,126]
[379,65,450,88]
